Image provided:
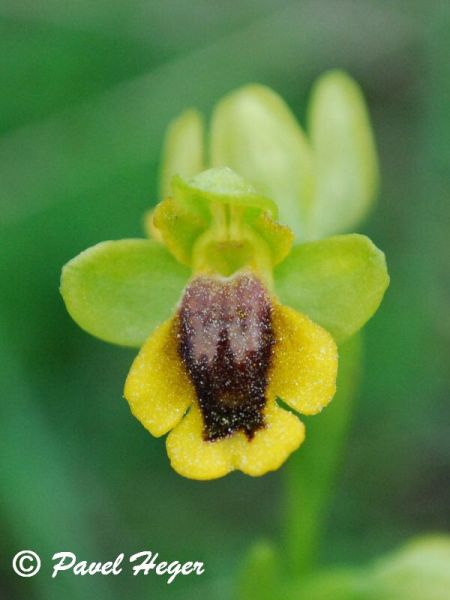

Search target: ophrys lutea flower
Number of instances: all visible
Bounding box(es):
[61,74,389,480]
[125,268,337,479]
[61,167,386,480]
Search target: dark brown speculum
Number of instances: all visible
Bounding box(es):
[178,273,274,441]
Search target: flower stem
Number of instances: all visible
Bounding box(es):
[283,334,362,575]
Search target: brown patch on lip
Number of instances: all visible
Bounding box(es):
[178,274,274,441]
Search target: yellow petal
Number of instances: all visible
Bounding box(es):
[268,304,338,415]
[233,400,305,476]
[166,405,235,480]
[124,317,195,437]
[167,400,304,480]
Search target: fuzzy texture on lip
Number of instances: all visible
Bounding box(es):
[178,274,274,441]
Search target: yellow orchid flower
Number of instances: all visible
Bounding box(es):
[61,76,388,481]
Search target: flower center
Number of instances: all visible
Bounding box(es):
[178,273,274,441]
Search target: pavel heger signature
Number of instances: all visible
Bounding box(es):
[39,551,204,583]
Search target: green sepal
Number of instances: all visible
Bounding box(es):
[173,167,278,217]
[274,234,389,343]
[210,84,314,239]
[307,70,379,238]
[159,109,204,200]
[60,239,190,347]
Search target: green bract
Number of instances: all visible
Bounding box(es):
[61,73,388,354]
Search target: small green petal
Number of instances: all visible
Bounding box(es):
[60,239,190,347]
[307,70,379,238]
[159,109,204,199]
[274,234,389,343]
[210,85,314,239]
[153,196,209,266]
[248,211,293,266]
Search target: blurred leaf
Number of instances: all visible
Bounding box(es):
[290,535,450,600]
[274,234,389,343]
[307,70,379,238]
[210,84,314,240]
[159,109,204,199]
[60,239,190,347]
[367,535,450,600]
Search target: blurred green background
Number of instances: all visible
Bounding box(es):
[1,1,449,599]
